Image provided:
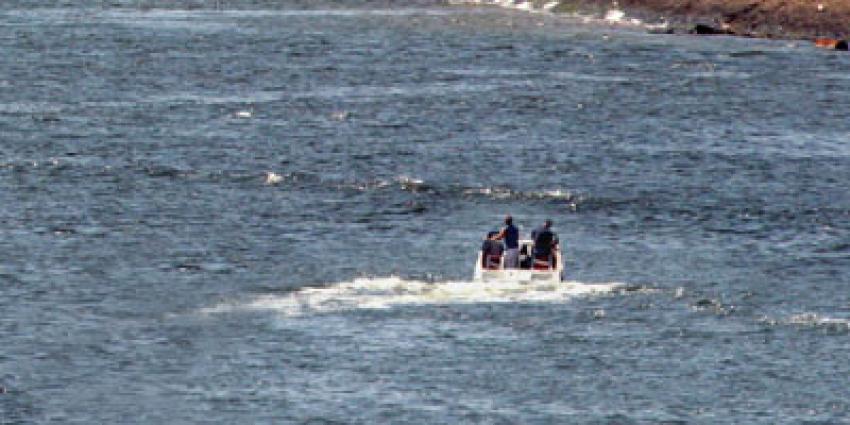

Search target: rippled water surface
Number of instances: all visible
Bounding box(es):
[2,1,850,423]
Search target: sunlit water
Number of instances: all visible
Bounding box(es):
[2,1,850,423]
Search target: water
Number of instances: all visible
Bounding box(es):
[2,2,849,423]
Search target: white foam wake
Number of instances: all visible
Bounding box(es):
[201,277,621,317]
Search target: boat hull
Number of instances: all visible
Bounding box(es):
[473,240,564,283]
[474,268,564,283]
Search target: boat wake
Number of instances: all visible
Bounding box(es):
[201,277,621,317]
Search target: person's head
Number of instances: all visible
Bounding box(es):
[544,219,553,229]
[487,231,498,239]
[504,215,513,226]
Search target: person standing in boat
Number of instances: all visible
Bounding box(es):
[493,215,519,268]
[531,219,559,268]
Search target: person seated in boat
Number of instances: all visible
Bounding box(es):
[480,231,504,270]
[519,244,533,269]
[531,219,558,270]
[492,215,519,268]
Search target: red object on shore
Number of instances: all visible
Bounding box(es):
[815,38,849,50]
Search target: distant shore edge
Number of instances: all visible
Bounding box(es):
[457,0,850,42]
[606,0,849,40]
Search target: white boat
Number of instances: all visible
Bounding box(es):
[473,239,564,283]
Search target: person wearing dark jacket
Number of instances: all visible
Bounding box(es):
[493,215,519,268]
[480,231,504,269]
[531,219,558,268]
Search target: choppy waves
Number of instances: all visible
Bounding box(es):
[10,156,850,231]
[201,276,621,317]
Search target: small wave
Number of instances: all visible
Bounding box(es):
[814,72,850,81]
[687,70,752,80]
[462,186,579,205]
[0,101,65,115]
[290,81,518,101]
[788,313,850,329]
[200,277,621,317]
[145,91,281,106]
[329,110,351,121]
[691,298,737,316]
[95,9,458,33]
[233,109,253,119]
[5,7,458,22]
[462,186,515,199]
[396,175,434,193]
[264,172,283,185]
[299,177,581,206]
[334,175,431,193]
[760,313,850,332]
[334,178,391,192]
[443,68,530,77]
[550,71,632,83]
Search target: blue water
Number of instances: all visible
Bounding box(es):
[2,2,850,423]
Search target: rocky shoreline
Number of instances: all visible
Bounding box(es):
[593,0,850,40]
[458,1,850,47]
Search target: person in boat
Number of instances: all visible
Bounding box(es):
[531,219,559,269]
[492,215,519,268]
[519,244,533,269]
[480,231,504,270]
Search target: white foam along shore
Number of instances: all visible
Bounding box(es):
[448,0,561,13]
[447,0,665,29]
[201,277,622,317]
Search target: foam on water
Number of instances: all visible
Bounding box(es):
[201,277,621,317]
[461,186,579,205]
[449,0,666,30]
[788,313,850,329]
[264,172,283,185]
[760,313,850,331]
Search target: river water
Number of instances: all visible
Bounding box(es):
[2,1,849,423]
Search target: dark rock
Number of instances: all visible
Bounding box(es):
[689,23,734,36]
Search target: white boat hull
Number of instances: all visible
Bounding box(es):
[473,240,564,283]
[474,267,564,283]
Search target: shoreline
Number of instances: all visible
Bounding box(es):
[453,0,850,45]
[600,0,850,40]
